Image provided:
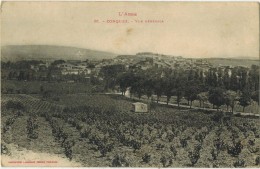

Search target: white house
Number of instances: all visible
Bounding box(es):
[132,102,148,113]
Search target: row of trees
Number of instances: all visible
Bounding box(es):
[101,64,259,112]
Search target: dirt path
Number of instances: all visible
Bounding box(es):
[1,143,82,167]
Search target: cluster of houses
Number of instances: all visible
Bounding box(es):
[3,51,250,83]
[57,61,92,75]
[30,53,234,79]
[97,52,213,72]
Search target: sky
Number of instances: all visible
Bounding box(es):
[1,2,259,58]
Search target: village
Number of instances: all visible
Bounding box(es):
[1,52,239,83]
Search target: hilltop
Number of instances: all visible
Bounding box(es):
[1,45,118,62]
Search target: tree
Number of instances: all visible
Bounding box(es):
[100,64,126,90]
[188,69,194,81]
[206,68,218,87]
[197,92,208,108]
[237,67,248,91]
[239,88,252,112]
[224,90,238,113]
[164,77,175,105]
[130,74,145,99]
[208,88,226,111]
[173,88,183,108]
[249,65,259,91]
[251,90,259,105]
[153,78,165,103]
[230,68,239,91]
[223,68,231,90]
[174,72,186,108]
[117,72,134,95]
[217,67,224,87]
[144,78,154,100]
[185,85,199,108]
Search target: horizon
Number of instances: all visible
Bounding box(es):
[1,2,259,59]
[1,44,259,60]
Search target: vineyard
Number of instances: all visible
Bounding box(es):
[1,94,260,167]
[1,94,64,115]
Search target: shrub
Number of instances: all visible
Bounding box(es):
[160,156,167,167]
[195,133,204,143]
[63,140,75,160]
[1,143,10,155]
[80,129,90,138]
[255,156,260,165]
[98,143,114,157]
[156,143,165,150]
[194,144,202,152]
[214,138,225,151]
[233,159,246,167]
[131,140,141,152]
[188,151,200,166]
[27,116,38,139]
[142,153,151,163]
[227,142,243,157]
[180,139,188,148]
[160,155,173,167]
[211,148,218,160]
[170,145,177,157]
[111,154,129,167]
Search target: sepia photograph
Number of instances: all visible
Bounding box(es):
[1,1,260,167]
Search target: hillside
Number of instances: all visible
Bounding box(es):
[1,45,118,61]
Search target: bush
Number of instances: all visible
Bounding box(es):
[131,140,141,152]
[1,143,10,155]
[160,155,173,167]
[256,156,260,165]
[227,142,243,157]
[214,138,225,151]
[180,139,188,148]
[142,153,151,163]
[233,159,246,167]
[156,143,165,150]
[188,151,200,166]
[98,143,114,157]
[170,145,177,157]
[111,154,129,167]
[211,148,218,160]
[195,133,204,143]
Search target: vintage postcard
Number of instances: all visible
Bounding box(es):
[1,1,259,167]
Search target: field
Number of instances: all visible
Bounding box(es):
[1,93,260,167]
[1,80,93,95]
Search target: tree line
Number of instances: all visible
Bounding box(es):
[101,64,259,112]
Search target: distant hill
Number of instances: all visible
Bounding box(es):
[1,45,118,62]
[200,58,259,67]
